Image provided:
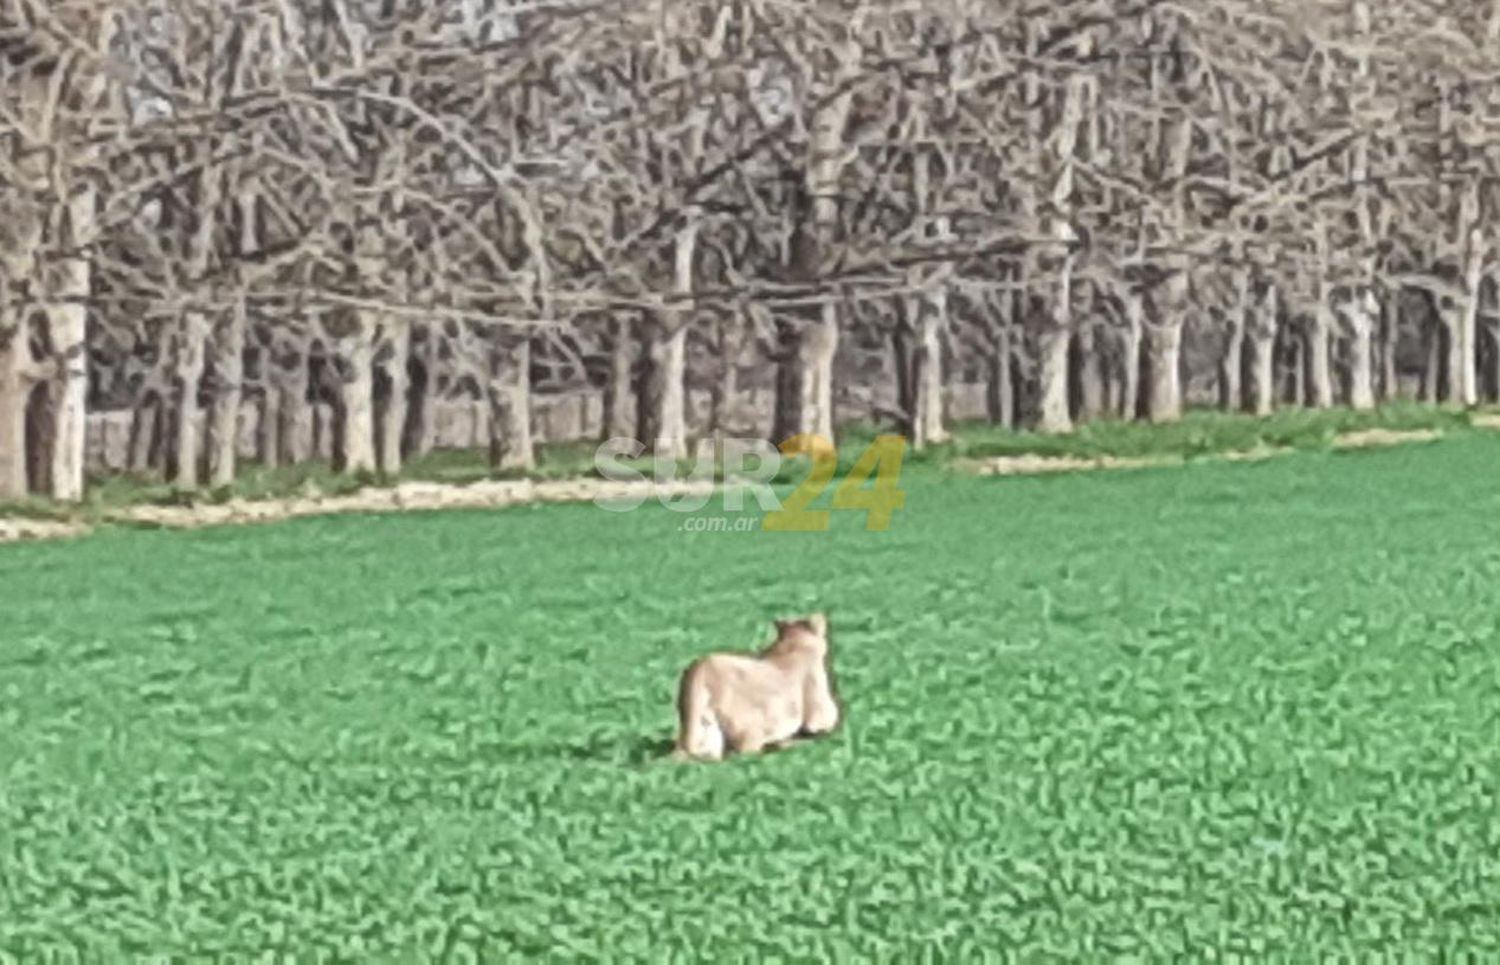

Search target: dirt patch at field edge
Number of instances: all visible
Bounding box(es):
[1215,444,1292,463]
[963,453,1177,477]
[1330,428,1442,449]
[105,477,726,531]
[962,428,1441,478]
[0,518,92,544]
[0,478,729,545]
[1471,413,1500,430]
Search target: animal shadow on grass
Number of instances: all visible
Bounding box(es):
[481,734,675,767]
[481,731,828,768]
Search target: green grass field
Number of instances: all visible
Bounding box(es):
[3,433,1500,957]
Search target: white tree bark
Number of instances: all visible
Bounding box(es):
[0,317,35,499]
[278,352,313,466]
[1032,30,1089,436]
[1243,278,1279,416]
[604,315,636,440]
[1456,223,1485,407]
[1141,270,1188,424]
[986,279,1018,427]
[207,305,245,488]
[640,216,697,459]
[1141,320,1183,423]
[1219,269,1248,411]
[775,47,856,447]
[1339,291,1377,411]
[1074,318,1106,422]
[1378,293,1400,403]
[376,324,410,476]
[257,385,282,469]
[128,392,163,474]
[0,198,41,499]
[169,312,210,490]
[710,309,743,434]
[1035,295,1074,434]
[909,288,949,450]
[1118,293,1144,419]
[987,323,1014,428]
[800,309,839,442]
[335,320,377,474]
[488,329,534,472]
[44,189,94,502]
[1304,305,1335,409]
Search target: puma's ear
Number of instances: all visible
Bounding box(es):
[808,612,828,636]
[773,618,792,637]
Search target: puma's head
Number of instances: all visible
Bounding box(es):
[772,612,831,657]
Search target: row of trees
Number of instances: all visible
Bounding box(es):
[3,0,1500,501]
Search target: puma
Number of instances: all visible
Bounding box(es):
[673,612,841,761]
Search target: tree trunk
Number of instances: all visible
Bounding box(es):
[1455,228,1484,407]
[1242,278,1278,417]
[1219,268,1251,411]
[804,308,837,443]
[487,329,534,472]
[375,325,409,476]
[638,323,688,459]
[1219,298,1245,411]
[1073,321,1106,422]
[1304,307,1334,408]
[1219,329,1244,412]
[603,315,636,440]
[257,386,281,469]
[44,310,88,502]
[278,358,312,466]
[986,323,1014,428]
[1421,313,1442,403]
[0,321,32,500]
[127,393,161,474]
[1141,322,1183,423]
[1035,323,1072,434]
[639,218,696,458]
[168,312,209,490]
[334,321,377,475]
[775,64,853,450]
[403,328,437,460]
[25,380,50,493]
[772,320,801,445]
[1484,321,1500,403]
[1118,298,1143,419]
[1035,249,1076,434]
[1285,331,1303,406]
[893,319,915,429]
[1378,292,1399,402]
[710,310,742,435]
[775,309,839,445]
[909,290,949,450]
[1343,293,1377,411]
[207,304,245,487]
[1245,331,1276,416]
[1441,310,1465,407]
[43,192,93,502]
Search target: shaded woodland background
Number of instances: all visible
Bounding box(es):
[3,0,1499,500]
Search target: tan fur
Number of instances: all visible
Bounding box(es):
[673,612,841,762]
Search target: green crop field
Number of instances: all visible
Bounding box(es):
[4,434,1500,958]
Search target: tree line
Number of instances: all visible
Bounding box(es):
[2,0,1497,501]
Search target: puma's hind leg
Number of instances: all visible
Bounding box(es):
[675,708,726,762]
